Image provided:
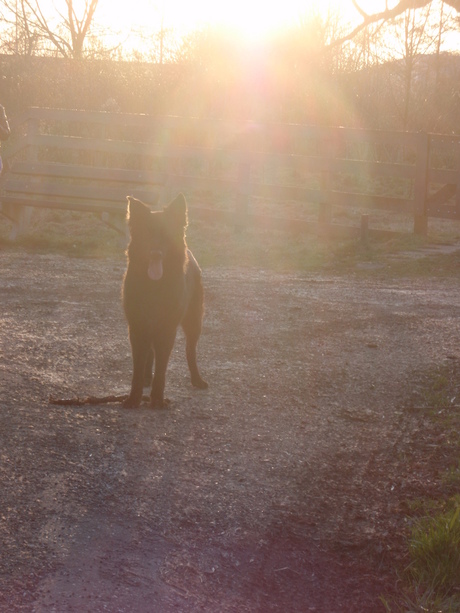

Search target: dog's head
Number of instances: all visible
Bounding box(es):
[126,193,188,280]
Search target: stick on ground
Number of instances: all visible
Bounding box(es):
[49,394,151,406]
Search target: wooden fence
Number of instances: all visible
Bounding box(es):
[0,107,459,240]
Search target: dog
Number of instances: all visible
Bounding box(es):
[122,193,208,408]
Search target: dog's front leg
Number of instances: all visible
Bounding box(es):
[123,333,151,409]
[150,332,176,408]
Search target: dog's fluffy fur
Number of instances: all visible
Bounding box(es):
[122,193,207,408]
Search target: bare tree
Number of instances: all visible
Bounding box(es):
[333,0,460,47]
[401,5,433,128]
[66,0,99,58]
[0,0,100,58]
[377,2,449,129]
[432,1,456,85]
[0,0,34,54]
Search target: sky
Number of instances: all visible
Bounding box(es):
[100,0,380,37]
[31,1,457,57]
[94,0,458,60]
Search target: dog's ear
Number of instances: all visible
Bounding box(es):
[126,196,151,230]
[164,193,188,229]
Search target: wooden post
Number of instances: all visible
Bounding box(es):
[158,174,174,208]
[318,197,332,227]
[4,202,32,241]
[413,131,429,236]
[318,138,333,232]
[235,160,250,232]
[360,214,369,242]
[6,115,38,239]
[27,116,39,163]
[158,154,181,208]
[20,116,38,236]
[456,139,460,219]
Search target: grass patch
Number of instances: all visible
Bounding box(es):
[407,496,460,596]
[0,209,124,259]
[443,462,460,488]
[1,204,460,276]
[385,362,460,612]
[187,220,334,272]
[382,587,460,613]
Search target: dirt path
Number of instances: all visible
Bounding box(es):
[1,251,459,612]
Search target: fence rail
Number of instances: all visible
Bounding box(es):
[1,107,459,240]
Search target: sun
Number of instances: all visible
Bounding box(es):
[200,0,309,40]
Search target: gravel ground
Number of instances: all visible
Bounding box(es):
[1,249,460,612]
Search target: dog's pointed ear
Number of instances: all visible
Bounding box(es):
[164,193,188,229]
[126,196,151,230]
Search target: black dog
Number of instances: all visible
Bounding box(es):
[122,193,207,408]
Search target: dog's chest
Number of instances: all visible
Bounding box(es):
[124,272,187,327]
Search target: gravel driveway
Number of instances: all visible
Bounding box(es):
[1,250,459,612]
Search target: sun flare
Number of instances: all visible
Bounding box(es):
[101,0,366,41]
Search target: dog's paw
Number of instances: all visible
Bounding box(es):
[122,396,141,409]
[192,376,208,390]
[150,397,171,409]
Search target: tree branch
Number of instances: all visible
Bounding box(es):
[352,0,369,19]
[23,0,72,56]
[332,0,460,48]
[3,0,100,58]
